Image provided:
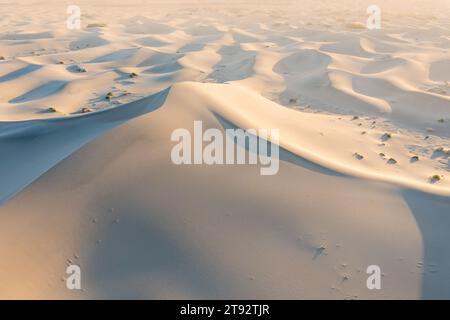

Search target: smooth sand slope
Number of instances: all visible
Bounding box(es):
[0,0,450,299]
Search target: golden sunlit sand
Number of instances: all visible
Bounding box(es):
[0,0,449,299]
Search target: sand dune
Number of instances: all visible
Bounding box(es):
[1,0,450,299]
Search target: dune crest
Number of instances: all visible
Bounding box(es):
[1,0,450,300]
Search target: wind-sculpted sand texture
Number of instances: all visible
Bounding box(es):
[0,0,449,299]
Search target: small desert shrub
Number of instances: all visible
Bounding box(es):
[382,133,392,141]
[105,92,113,100]
[0,56,4,60]
[429,175,441,183]
[352,116,359,120]
[438,118,445,123]
[47,107,57,113]
[387,158,397,164]
[410,155,419,162]
[129,72,138,78]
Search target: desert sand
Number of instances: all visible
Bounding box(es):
[0,0,449,299]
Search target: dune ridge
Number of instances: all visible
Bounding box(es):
[1,0,450,299]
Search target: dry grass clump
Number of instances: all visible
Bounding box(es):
[387,158,397,164]
[410,155,419,163]
[353,152,364,160]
